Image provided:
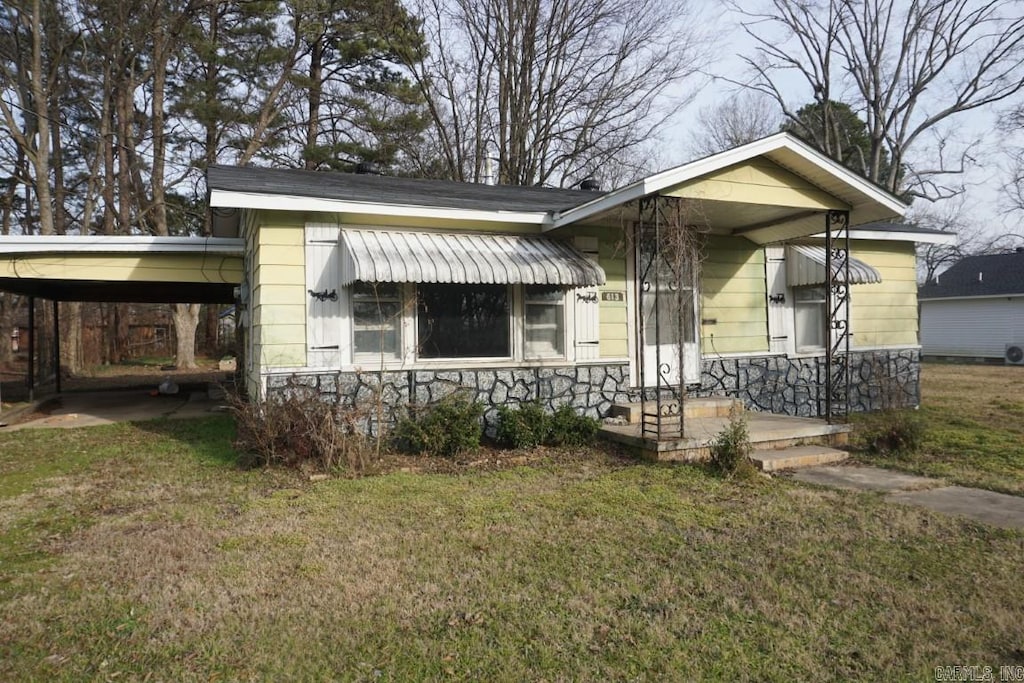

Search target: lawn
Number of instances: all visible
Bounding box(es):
[1,415,1022,681]
[856,362,1024,495]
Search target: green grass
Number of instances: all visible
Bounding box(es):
[1,415,1022,681]
[855,363,1024,494]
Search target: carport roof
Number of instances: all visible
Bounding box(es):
[0,236,244,303]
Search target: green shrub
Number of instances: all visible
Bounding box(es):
[494,403,600,449]
[394,394,484,457]
[708,410,755,478]
[546,405,600,447]
[856,409,925,456]
[495,402,550,449]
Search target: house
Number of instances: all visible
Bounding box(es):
[205,132,953,433]
[918,249,1024,363]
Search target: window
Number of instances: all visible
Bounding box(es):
[352,281,402,359]
[524,285,565,358]
[417,283,510,358]
[793,285,827,351]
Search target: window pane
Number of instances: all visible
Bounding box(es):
[417,283,510,358]
[525,284,564,303]
[353,281,400,299]
[794,287,826,350]
[525,309,564,358]
[352,294,400,358]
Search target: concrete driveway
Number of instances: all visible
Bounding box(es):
[0,387,227,431]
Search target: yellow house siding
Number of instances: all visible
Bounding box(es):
[249,211,307,374]
[851,240,918,347]
[664,159,847,210]
[700,235,768,354]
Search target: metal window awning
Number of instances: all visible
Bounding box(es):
[339,229,606,286]
[786,244,882,286]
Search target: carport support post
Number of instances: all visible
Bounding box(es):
[27,296,34,402]
[52,299,61,394]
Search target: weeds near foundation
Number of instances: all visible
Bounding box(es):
[854,356,925,458]
[708,408,755,478]
[230,385,376,475]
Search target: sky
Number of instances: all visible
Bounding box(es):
[659,2,1024,244]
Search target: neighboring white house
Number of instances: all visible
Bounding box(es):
[918,249,1024,363]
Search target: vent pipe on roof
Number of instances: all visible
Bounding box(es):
[978,271,983,282]
[355,161,381,175]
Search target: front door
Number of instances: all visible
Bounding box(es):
[637,231,699,387]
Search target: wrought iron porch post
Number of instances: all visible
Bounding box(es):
[637,196,685,441]
[824,210,851,423]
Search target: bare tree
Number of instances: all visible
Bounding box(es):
[911,201,1024,283]
[401,0,710,187]
[689,91,782,158]
[733,0,1024,200]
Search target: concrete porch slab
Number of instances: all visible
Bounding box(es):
[600,412,852,461]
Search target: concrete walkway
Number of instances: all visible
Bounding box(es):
[792,465,1024,530]
[0,388,226,431]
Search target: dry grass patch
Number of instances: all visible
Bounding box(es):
[1,417,1022,680]
[856,363,1024,494]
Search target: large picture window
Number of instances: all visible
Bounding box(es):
[524,285,565,358]
[352,281,402,359]
[417,283,510,358]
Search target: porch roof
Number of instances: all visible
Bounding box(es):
[339,229,605,286]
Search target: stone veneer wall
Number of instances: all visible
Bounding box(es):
[266,364,633,434]
[264,349,920,431]
[695,348,921,416]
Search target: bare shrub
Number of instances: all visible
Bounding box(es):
[230,385,377,475]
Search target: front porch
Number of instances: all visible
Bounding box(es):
[601,397,851,468]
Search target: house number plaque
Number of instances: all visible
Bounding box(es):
[601,291,624,302]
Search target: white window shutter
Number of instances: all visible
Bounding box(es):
[574,236,601,360]
[765,245,789,354]
[305,224,342,368]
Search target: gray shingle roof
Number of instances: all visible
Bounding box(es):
[918,250,1024,299]
[206,165,602,213]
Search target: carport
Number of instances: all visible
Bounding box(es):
[0,236,244,397]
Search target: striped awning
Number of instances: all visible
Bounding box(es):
[339,229,605,286]
[786,244,882,286]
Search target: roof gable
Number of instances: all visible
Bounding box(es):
[919,251,1024,299]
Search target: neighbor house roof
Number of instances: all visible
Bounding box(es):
[918,250,1024,300]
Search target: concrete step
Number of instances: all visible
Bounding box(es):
[609,396,743,424]
[751,445,848,472]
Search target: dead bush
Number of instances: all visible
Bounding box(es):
[229,385,378,475]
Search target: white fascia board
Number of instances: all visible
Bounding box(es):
[0,235,245,255]
[920,293,1023,302]
[809,229,957,244]
[549,132,908,230]
[210,190,552,227]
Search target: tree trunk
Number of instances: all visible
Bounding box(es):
[172,303,201,369]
